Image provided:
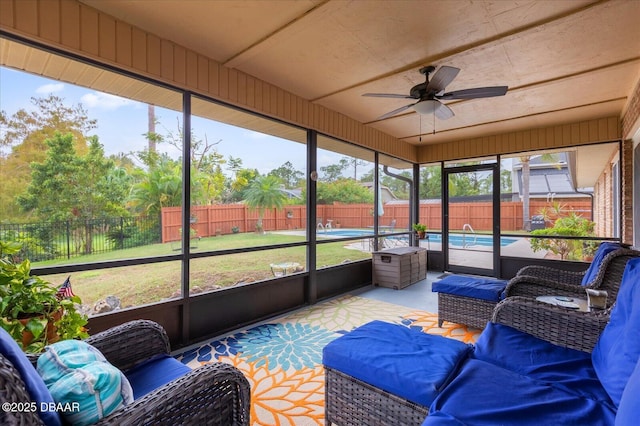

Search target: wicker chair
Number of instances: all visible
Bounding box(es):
[2,320,250,426]
[492,296,611,352]
[504,247,640,307]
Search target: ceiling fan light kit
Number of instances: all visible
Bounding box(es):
[363,65,508,120]
[413,99,439,115]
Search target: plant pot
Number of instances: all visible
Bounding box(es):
[19,309,62,347]
[417,231,426,239]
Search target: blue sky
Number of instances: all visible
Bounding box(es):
[0,66,350,177]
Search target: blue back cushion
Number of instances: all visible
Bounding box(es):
[473,323,610,404]
[616,356,640,426]
[592,257,640,407]
[580,242,621,285]
[0,327,62,426]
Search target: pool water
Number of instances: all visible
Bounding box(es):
[321,229,517,247]
[427,234,517,247]
[322,229,374,237]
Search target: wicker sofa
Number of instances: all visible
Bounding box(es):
[323,257,640,426]
[1,320,250,426]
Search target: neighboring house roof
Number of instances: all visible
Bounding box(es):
[512,153,592,199]
[279,188,302,199]
[360,182,397,203]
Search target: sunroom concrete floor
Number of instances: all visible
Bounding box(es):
[350,271,441,312]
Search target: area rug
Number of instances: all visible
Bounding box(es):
[175,294,481,426]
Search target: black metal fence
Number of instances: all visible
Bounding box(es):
[0,216,160,262]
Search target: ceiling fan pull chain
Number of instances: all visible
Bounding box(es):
[419,114,422,142]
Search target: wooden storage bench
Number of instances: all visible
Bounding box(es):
[373,247,427,289]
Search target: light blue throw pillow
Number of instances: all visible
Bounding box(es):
[37,340,133,426]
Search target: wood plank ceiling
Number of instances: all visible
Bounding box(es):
[77,0,640,147]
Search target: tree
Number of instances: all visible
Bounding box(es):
[320,158,350,182]
[0,95,96,220]
[268,161,304,189]
[419,165,442,199]
[315,179,374,204]
[518,153,559,231]
[128,153,182,223]
[500,167,512,194]
[243,175,286,234]
[224,158,259,203]
[448,171,490,197]
[18,133,128,254]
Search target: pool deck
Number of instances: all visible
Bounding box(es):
[273,229,546,269]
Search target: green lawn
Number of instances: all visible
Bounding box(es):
[37,232,372,310]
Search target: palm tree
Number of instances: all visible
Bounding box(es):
[518,153,560,231]
[244,175,286,234]
[128,155,182,223]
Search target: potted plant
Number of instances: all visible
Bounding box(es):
[413,223,427,239]
[0,240,88,353]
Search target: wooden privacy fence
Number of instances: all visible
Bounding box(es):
[161,199,592,243]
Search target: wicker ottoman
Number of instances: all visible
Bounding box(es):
[323,320,472,426]
[432,275,508,329]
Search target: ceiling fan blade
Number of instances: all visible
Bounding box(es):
[434,103,454,120]
[426,66,460,93]
[363,93,414,99]
[377,103,415,120]
[438,86,508,100]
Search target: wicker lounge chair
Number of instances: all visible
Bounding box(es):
[324,286,617,426]
[504,244,640,306]
[1,320,250,426]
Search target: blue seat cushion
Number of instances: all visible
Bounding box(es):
[423,359,616,426]
[432,275,508,302]
[592,257,640,407]
[322,320,471,407]
[473,322,613,405]
[580,242,621,285]
[124,354,191,399]
[0,327,62,426]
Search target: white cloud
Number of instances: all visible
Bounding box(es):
[35,83,64,94]
[80,92,134,110]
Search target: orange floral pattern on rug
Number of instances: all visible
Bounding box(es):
[218,355,325,426]
[403,310,481,343]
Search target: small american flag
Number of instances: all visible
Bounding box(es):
[56,276,75,299]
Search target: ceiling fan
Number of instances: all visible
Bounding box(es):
[363,65,508,120]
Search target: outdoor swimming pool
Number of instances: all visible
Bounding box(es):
[321,229,518,247]
[426,234,518,247]
[321,229,374,237]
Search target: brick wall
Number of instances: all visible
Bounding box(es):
[593,149,618,238]
[621,139,634,245]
